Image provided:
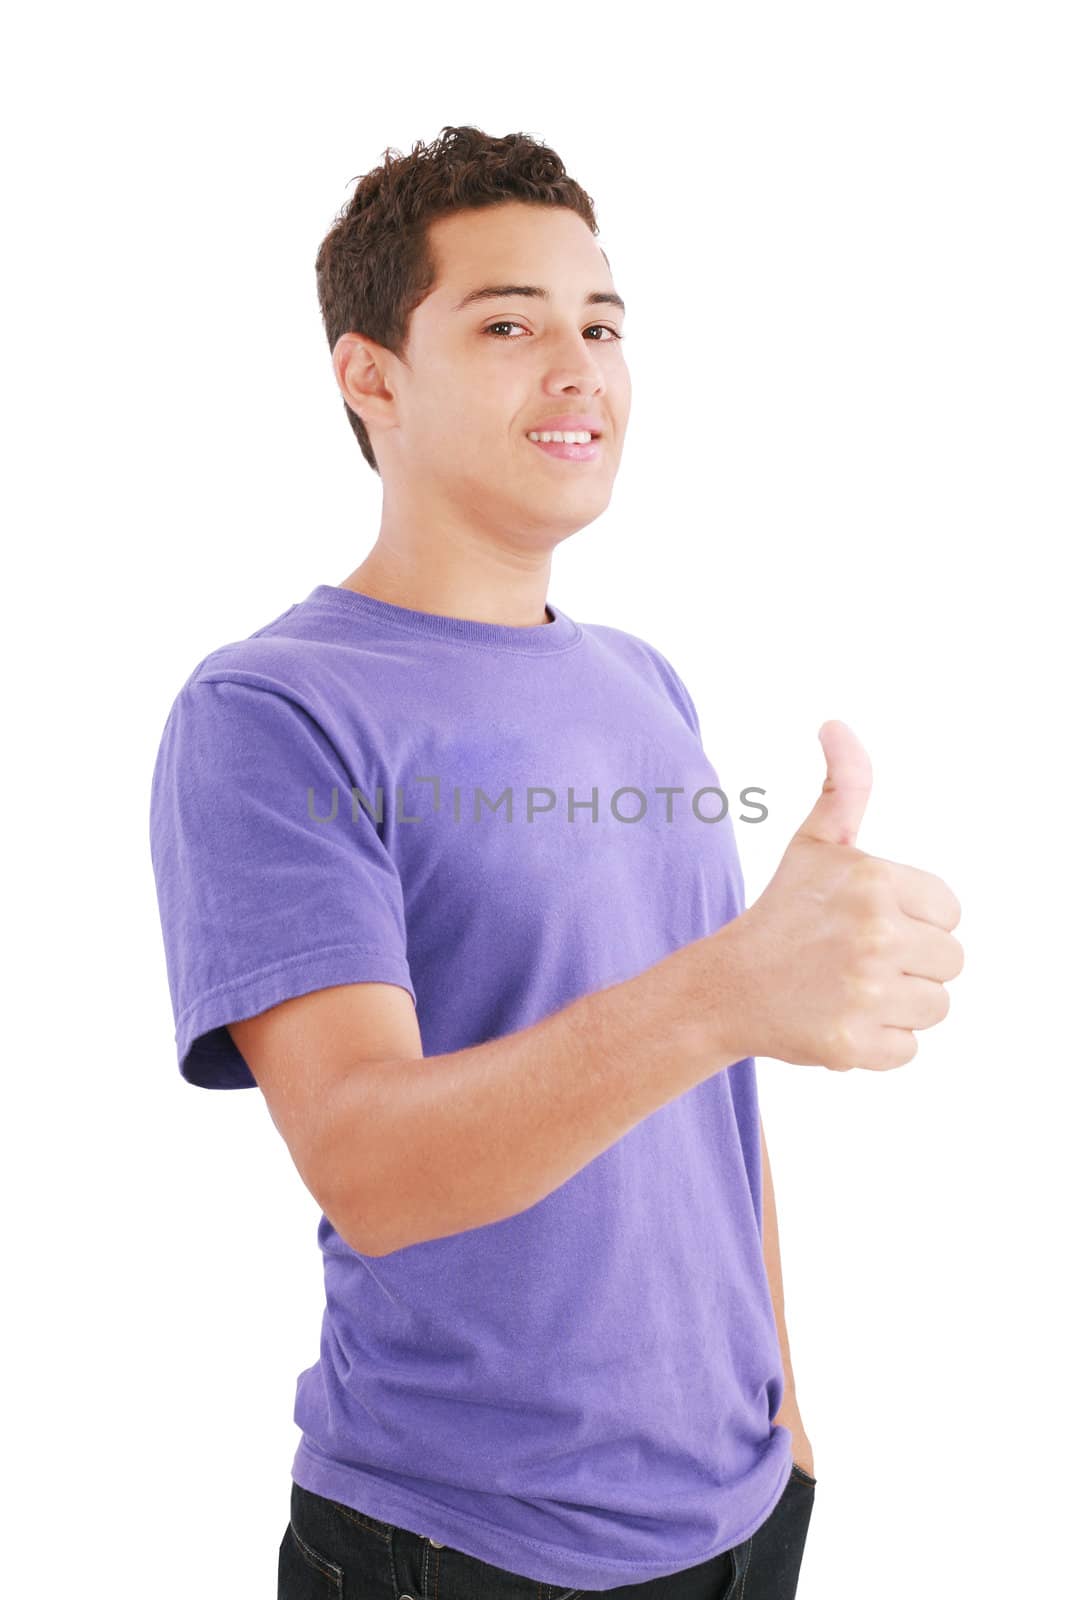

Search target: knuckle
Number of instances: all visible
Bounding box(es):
[826,1016,858,1057]
[857,913,897,956]
[848,864,894,918]
[848,972,884,1006]
[852,856,891,892]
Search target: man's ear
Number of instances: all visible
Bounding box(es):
[332,332,396,434]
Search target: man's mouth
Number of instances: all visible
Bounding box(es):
[526,429,601,462]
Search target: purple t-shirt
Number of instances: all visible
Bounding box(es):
[148,582,791,1588]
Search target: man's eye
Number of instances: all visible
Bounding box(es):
[483,321,624,341]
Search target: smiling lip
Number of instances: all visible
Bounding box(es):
[525,414,603,463]
[527,413,604,436]
[528,435,601,462]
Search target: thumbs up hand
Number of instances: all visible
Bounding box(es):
[720,721,964,1072]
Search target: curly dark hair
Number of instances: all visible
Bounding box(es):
[314,125,601,474]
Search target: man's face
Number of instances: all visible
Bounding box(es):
[370,201,631,543]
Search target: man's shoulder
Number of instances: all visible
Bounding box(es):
[168,594,361,708]
[580,617,685,684]
[578,617,701,741]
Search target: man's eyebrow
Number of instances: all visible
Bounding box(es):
[452,284,626,314]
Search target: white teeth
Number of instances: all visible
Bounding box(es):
[528,430,594,444]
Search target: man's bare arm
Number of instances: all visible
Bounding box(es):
[235,721,963,1262]
[309,929,751,1256]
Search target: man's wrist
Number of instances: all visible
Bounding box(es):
[667,917,759,1070]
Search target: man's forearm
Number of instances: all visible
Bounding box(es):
[330,925,752,1257]
[760,1112,801,1419]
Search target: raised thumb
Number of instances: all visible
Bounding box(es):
[793,719,873,849]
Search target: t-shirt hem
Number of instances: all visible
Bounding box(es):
[290,1436,794,1589]
[175,944,416,1087]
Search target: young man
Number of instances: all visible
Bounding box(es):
[149,126,963,1600]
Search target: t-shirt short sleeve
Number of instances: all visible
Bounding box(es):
[639,641,704,747]
[149,673,415,1089]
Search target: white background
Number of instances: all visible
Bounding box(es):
[4,3,1064,1595]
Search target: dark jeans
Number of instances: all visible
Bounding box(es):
[279,1464,816,1600]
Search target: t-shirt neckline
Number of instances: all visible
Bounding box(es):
[301,583,583,655]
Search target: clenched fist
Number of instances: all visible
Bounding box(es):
[720,720,964,1072]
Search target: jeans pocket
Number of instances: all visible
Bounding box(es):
[278,1516,344,1598]
[789,1461,817,1488]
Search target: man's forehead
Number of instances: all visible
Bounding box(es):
[424,206,616,301]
